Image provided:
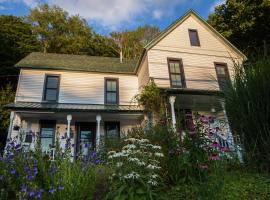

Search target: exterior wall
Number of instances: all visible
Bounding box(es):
[147,15,243,90]
[16,69,139,105]
[137,54,150,90]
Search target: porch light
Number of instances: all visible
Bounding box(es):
[67,114,72,121]
[211,108,216,113]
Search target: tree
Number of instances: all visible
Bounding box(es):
[110,25,160,60]
[27,3,93,54]
[0,84,15,148]
[0,15,39,87]
[208,0,270,55]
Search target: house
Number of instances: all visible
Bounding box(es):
[5,10,245,156]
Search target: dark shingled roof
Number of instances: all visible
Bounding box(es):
[5,102,143,113]
[15,52,138,74]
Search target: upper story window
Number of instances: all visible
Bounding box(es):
[214,62,231,91]
[188,29,200,46]
[168,59,186,88]
[43,75,60,102]
[105,78,119,104]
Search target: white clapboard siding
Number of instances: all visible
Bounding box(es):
[16,69,138,105]
[146,14,243,90]
[137,54,150,89]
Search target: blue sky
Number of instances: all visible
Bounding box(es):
[0,0,224,35]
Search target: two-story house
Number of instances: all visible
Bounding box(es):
[5,10,245,155]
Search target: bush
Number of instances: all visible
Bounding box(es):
[225,56,270,170]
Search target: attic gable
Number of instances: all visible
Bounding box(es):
[145,10,246,60]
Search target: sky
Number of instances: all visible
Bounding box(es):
[0,0,225,35]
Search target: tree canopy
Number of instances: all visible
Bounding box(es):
[0,15,39,87]
[208,0,270,55]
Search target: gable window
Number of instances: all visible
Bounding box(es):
[188,29,200,46]
[43,75,60,102]
[105,78,119,104]
[168,59,186,88]
[215,62,231,91]
[39,120,56,151]
[105,122,120,138]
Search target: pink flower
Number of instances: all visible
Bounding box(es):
[200,115,209,124]
[220,147,230,152]
[212,142,220,148]
[208,153,220,161]
[199,164,209,170]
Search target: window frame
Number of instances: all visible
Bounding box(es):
[104,78,119,105]
[214,62,231,91]
[42,74,60,102]
[167,58,186,88]
[104,121,120,138]
[39,120,56,148]
[188,29,200,47]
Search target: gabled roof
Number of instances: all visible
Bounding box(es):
[16,52,138,74]
[144,10,246,59]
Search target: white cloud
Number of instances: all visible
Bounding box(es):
[153,10,163,19]
[43,0,185,29]
[22,0,38,8]
[210,0,225,12]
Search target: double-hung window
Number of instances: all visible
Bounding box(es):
[43,75,60,102]
[105,122,120,139]
[214,62,231,91]
[168,59,186,88]
[39,120,56,152]
[105,78,119,104]
[188,29,200,46]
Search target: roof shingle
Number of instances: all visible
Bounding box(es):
[15,52,138,74]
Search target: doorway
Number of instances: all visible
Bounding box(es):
[76,122,96,155]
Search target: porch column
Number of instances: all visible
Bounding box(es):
[220,101,243,162]
[169,96,176,131]
[96,115,101,150]
[7,111,15,139]
[67,114,72,138]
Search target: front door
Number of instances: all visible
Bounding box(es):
[76,122,96,155]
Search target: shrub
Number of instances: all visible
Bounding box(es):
[225,56,270,170]
[106,137,164,200]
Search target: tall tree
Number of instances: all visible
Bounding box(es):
[208,0,270,54]
[27,3,93,54]
[0,15,39,87]
[110,25,160,60]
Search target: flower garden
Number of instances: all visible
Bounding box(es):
[0,113,269,200]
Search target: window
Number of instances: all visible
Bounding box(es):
[168,59,186,88]
[214,63,230,91]
[39,120,56,151]
[188,29,200,46]
[105,122,120,138]
[43,75,60,101]
[105,78,119,104]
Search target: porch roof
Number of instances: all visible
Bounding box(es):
[5,102,143,113]
[161,88,224,97]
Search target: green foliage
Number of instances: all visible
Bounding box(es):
[225,56,270,170]
[0,15,39,87]
[27,3,93,54]
[135,80,166,117]
[106,137,164,200]
[208,0,270,55]
[110,25,160,59]
[0,84,15,148]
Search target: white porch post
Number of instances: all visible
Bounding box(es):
[7,111,15,139]
[96,115,101,150]
[67,114,72,138]
[220,101,243,162]
[169,96,176,131]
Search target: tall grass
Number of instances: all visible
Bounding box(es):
[225,55,270,170]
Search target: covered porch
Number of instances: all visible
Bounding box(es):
[5,102,143,156]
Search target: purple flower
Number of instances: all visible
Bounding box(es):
[212,142,220,148]
[59,185,64,190]
[85,143,90,148]
[26,174,34,181]
[208,153,220,161]
[15,144,21,151]
[29,189,35,197]
[10,168,16,174]
[90,151,97,158]
[71,143,75,148]
[0,175,4,180]
[21,185,27,192]
[95,159,101,164]
[49,187,56,194]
